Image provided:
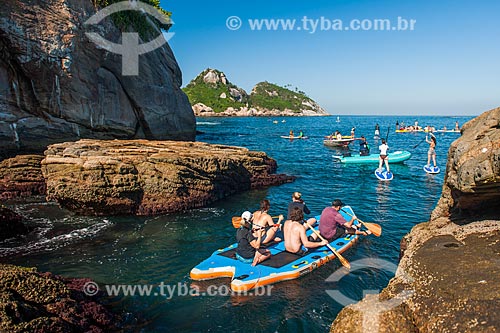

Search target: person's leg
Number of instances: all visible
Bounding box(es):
[432,153,437,167]
[385,158,390,173]
[252,249,271,266]
[427,152,431,166]
[263,226,280,243]
[378,157,383,171]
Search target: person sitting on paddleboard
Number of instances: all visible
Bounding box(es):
[426,134,437,168]
[287,192,317,228]
[283,207,328,255]
[359,136,370,156]
[252,199,284,244]
[298,130,304,138]
[309,199,370,243]
[378,139,390,173]
[289,130,294,138]
[236,211,271,266]
[351,127,356,137]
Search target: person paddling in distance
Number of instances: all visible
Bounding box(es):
[289,130,294,138]
[287,192,316,228]
[236,211,271,266]
[426,133,437,168]
[359,136,370,156]
[284,207,328,255]
[375,123,380,137]
[336,131,342,140]
[252,199,284,244]
[309,199,370,243]
[378,139,390,173]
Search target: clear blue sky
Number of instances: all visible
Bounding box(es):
[161,0,499,115]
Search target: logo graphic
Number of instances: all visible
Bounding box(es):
[84,0,174,76]
[226,16,242,30]
[82,281,100,296]
[326,258,414,332]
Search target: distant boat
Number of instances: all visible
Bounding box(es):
[336,116,340,123]
[282,120,286,123]
[273,120,278,124]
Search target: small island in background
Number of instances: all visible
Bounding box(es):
[183,68,329,117]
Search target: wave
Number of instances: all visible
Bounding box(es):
[0,219,113,257]
[196,121,220,125]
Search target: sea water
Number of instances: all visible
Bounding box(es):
[1,115,472,332]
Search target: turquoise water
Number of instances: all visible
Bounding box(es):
[1,115,472,332]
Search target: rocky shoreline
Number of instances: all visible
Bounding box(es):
[0,264,123,332]
[330,107,500,333]
[193,103,329,117]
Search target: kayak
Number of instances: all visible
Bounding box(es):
[190,206,363,292]
[280,135,308,139]
[332,150,412,164]
[323,138,355,147]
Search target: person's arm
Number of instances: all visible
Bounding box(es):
[303,203,310,215]
[299,228,327,248]
[249,229,264,249]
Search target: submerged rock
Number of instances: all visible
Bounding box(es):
[0,0,195,159]
[0,155,46,200]
[331,107,500,333]
[0,207,29,240]
[42,139,295,216]
[0,264,122,332]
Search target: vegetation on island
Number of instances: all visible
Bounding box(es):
[92,0,172,39]
[183,69,320,113]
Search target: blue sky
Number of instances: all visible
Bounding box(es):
[162,0,499,115]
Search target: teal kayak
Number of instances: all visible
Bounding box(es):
[332,150,412,164]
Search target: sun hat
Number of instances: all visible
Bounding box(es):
[241,211,253,222]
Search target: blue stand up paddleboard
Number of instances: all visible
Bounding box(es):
[423,165,440,174]
[375,168,394,181]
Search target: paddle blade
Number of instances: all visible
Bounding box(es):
[232,217,242,228]
[337,253,351,270]
[362,222,382,237]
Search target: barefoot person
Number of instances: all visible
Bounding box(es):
[236,211,271,266]
[252,199,284,244]
[426,134,437,167]
[310,200,370,242]
[378,139,390,173]
[284,207,327,255]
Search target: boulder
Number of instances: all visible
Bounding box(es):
[0,155,46,200]
[0,0,195,159]
[331,107,500,333]
[41,139,295,216]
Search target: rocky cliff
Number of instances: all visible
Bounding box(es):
[41,139,295,216]
[331,107,500,333]
[184,68,328,116]
[0,0,195,159]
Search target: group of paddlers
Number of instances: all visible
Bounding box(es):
[235,192,371,266]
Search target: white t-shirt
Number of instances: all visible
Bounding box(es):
[379,143,389,155]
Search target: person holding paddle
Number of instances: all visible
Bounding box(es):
[235,211,271,266]
[283,207,328,255]
[377,139,390,173]
[426,133,437,168]
[309,199,370,243]
[252,199,284,244]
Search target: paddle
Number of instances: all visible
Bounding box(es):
[231,216,280,228]
[306,224,350,269]
[385,125,390,142]
[340,209,382,237]
[412,136,427,149]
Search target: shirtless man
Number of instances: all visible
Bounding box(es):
[252,199,284,244]
[284,207,327,254]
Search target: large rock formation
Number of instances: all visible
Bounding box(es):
[41,139,295,216]
[331,107,500,333]
[184,69,329,116]
[0,264,122,332]
[0,154,46,200]
[0,0,195,159]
